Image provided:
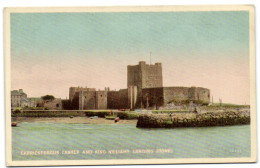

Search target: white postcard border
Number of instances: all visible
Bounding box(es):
[4,5,256,166]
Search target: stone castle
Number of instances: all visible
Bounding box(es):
[69,61,210,110]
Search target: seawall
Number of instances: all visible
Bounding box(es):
[12,110,87,117]
[11,110,138,118]
[136,111,250,128]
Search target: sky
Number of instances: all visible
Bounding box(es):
[11,11,250,104]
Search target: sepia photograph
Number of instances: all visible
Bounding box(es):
[4,5,256,166]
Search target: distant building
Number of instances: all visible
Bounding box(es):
[28,97,42,107]
[11,89,28,109]
[43,98,63,110]
[11,89,62,110]
[69,61,210,110]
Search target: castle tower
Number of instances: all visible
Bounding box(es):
[127,61,163,108]
[69,86,96,110]
[95,91,108,109]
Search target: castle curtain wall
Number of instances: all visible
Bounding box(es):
[142,87,164,109]
[79,91,96,110]
[95,91,108,109]
[107,89,128,109]
[163,87,191,105]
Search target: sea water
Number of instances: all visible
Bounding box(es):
[12,123,251,160]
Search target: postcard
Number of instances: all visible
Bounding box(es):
[4,5,256,166]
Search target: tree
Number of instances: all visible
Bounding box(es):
[41,95,55,101]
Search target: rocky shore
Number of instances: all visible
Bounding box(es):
[136,111,250,128]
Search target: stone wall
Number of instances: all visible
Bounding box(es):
[12,110,87,117]
[142,86,210,110]
[61,99,73,110]
[28,98,42,107]
[127,64,142,89]
[71,92,80,109]
[163,87,190,104]
[107,89,128,109]
[70,87,96,109]
[95,91,107,109]
[79,91,96,110]
[78,90,116,110]
[141,62,163,89]
[118,89,128,108]
[136,111,250,128]
[128,86,138,109]
[127,61,163,89]
[191,87,210,104]
[142,87,164,109]
[69,87,95,102]
[107,91,119,109]
[44,98,63,110]
[163,87,210,105]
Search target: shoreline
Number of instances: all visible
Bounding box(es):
[12,117,137,125]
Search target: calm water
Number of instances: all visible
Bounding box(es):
[12,123,251,160]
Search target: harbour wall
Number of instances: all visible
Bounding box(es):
[11,110,134,118]
[136,111,250,128]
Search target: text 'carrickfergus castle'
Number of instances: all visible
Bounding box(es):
[69,61,210,110]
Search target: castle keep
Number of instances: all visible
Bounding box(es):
[69,61,210,110]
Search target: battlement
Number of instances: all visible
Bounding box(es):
[128,61,162,67]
